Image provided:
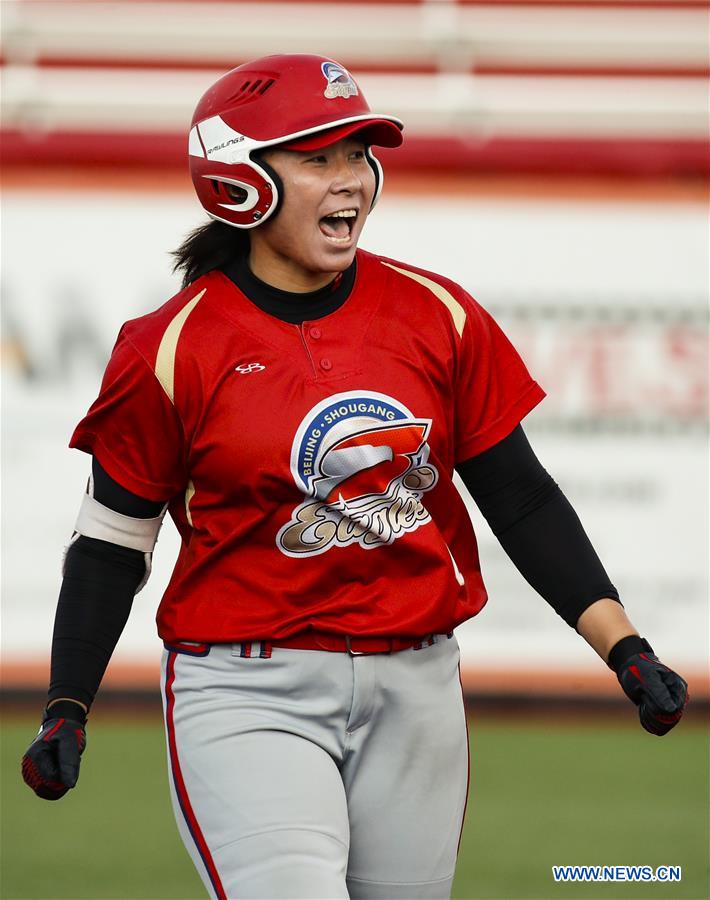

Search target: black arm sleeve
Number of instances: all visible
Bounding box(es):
[48,537,145,707]
[91,457,165,517]
[47,460,165,709]
[456,426,619,628]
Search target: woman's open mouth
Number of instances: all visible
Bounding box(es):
[319,208,357,244]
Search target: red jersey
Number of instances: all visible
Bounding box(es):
[70,249,544,643]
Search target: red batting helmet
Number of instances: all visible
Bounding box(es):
[189,54,403,229]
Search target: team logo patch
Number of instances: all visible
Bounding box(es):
[277,391,438,557]
[321,62,359,99]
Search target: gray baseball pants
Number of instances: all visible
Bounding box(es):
[160,634,469,900]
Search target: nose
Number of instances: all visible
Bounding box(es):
[330,156,363,195]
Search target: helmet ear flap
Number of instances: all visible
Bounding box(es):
[366,147,384,211]
[192,159,281,229]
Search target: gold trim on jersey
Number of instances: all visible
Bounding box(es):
[184,480,196,527]
[154,288,206,403]
[381,262,466,338]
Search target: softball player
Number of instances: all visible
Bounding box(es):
[23,55,688,899]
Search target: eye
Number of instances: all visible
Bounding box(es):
[305,154,327,164]
[349,149,366,161]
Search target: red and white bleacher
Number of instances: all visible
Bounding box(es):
[1,0,708,175]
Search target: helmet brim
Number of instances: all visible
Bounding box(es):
[276,118,403,152]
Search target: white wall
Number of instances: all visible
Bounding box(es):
[2,188,707,674]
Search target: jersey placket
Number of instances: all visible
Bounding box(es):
[298,321,347,380]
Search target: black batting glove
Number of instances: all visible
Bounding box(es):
[609,636,688,736]
[21,700,87,800]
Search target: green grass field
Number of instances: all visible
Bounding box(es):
[1,712,707,899]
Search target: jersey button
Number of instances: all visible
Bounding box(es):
[310,327,322,340]
[320,358,333,371]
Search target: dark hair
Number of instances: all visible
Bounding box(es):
[171,219,249,288]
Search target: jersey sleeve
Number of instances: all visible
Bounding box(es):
[69,329,187,502]
[454,296,545,463]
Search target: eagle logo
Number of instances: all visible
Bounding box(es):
[321,62,359,100]
[277,391,438,557]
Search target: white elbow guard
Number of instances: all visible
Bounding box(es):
[65,476,168,594]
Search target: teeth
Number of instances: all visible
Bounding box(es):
[328,209,357,218]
